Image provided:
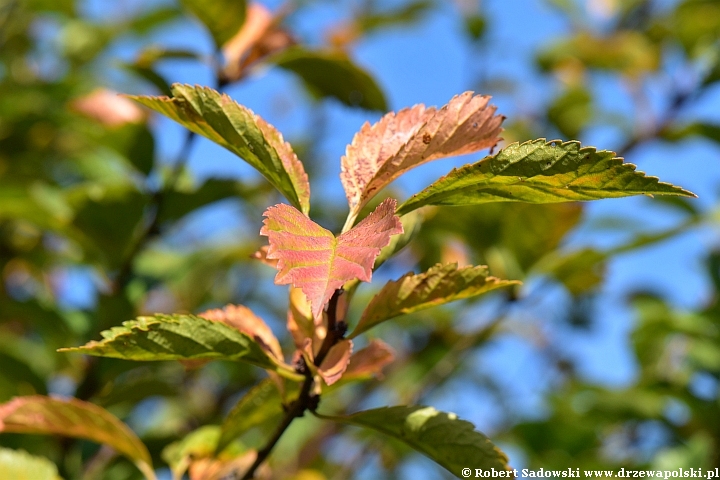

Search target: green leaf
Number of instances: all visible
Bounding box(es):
[217,379,286,453]
[373,211,422,270]
[162,425,221,473]
[351,263,519,338]
[103,124,156,175]
[271,47,388,111]
[128,84,310,214]
[537,31,660,77]
[396,139,696,215]
[0,448,60,480]
[547,86,593,138]
[157,178,246,224]
[59,314,287,374]
[319,406,510,474]
[179,0,247,47]
[0,396,152,476]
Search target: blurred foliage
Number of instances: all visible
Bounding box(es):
[0,0,718,478]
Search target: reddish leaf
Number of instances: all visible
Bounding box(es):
[198,304,283,361]
[222,3,294,82]
[341,92,504,219]
[0,396,152,475]
[189,451,266,480]
[260,198,403,318]
[71,89,146,127]
[344,339,396,380]
[317,339,353,386]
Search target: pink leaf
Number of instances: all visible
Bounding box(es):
[71,89,146,127]
[344,339,396,380]
[341,92,504,218]
[260,198,403,318]
[317,339,353,386]
[198,304,284,361]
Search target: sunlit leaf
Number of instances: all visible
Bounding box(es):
[320,405,510,473]
[397,139,696,215]
[59,314,292,376]
[0,447,60,480]
[128,84,310,214]
[198,304,284,361]
[180,0,247,47]
[222,3,295,82]
[0,396,152,475]
[260,198,403,318]
[351,263,518,337]
[271,47,387,111]
[341,92,503,219]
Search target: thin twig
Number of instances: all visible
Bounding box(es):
[239,289,346,479]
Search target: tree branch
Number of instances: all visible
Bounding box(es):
[239,288,346,479]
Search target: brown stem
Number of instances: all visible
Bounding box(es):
[239,289,346,479]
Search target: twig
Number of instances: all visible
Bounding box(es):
[239,289,346,479]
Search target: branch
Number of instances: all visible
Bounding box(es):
[239,289,346,479]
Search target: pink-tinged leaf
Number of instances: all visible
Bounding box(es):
[344,339,396,380]
[261,198,403,318]
[317,339,353,386]
[198,304,283,361]
[341,92,504,218]
[351,263,520,338]
[71,89,146,127]
[221,3,295,83]
[189,451,264,480]
[0,396,152,475]
[250,245,278,268]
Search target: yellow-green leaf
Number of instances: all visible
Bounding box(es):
[0,448,61,480]
[0,396,152,477]
[180,0,247,47]
[319,406,510,474]
[351,263,519,338]
[128,84,310,214]
[59,314,291,376]
[397,139,696,215]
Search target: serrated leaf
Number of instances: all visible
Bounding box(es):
[0,396,152,474]
[397,139,696,215]
[0,448,60,480]
[260,198,403,318]
[180,0,247,47]
[198,304,283,361]
[351,263,518,337]
[128,84,310,214]
[321,406,510,474]
[341,92,503,220]
[59,314,288,375]
[271,47,387,111]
